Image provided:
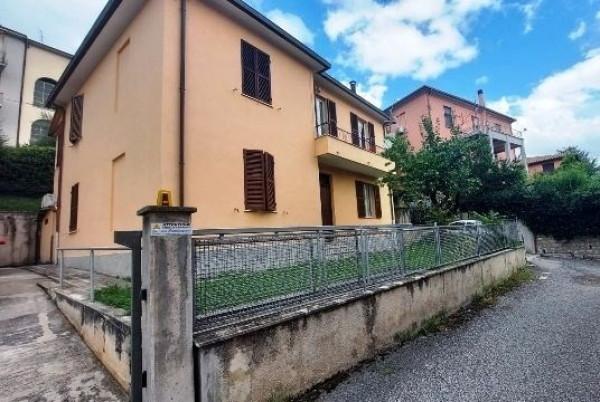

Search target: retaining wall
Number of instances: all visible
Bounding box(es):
[0,211,37,267]
[196,247,525,402]
[40,285,131,391]
[536,235,600,260]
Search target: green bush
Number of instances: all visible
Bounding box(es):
[0,145,55,196]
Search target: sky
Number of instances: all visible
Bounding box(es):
[1,0,600,157]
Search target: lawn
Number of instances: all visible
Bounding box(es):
[0,195,41,212]
[94,229,513,316]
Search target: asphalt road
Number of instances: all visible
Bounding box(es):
[0,267,127,402]
[316,257,600,402]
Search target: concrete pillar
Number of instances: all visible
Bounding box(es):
[504,139,511,162]
[137,206,197,402]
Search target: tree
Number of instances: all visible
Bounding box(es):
[558,146,598,175]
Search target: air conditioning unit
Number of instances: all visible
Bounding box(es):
[41,194,57,209]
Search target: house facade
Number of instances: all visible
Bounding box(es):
[45,0,395,256]
[527,154,563,175]
[0,25,70,146]
[385,86,526,165]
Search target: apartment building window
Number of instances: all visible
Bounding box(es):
[241,40,272,104]
[355,181,382,219]
[350,113,376,152]
[30,119,52,145]
[542,162,555,173]
[471,115,480,131]
[315,96,338,136]
[69,95,84,144]
[494,123,502,133]
[243,149,276,212]
[33,78,57,107]
[69,183,79,232]
[443,106,453,128]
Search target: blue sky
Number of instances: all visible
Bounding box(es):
[1,0,600,157]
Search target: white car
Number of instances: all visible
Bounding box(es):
[448,220,483,230]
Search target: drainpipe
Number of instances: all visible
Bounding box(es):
[178,0,187,206]
[16,38,28,147]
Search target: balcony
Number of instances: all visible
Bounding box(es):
[314,125,393,177]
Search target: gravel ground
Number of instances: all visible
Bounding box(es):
[315,257,600,402]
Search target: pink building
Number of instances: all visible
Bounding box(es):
[385,86,526,164]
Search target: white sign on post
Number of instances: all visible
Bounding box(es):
[150,222,193,237]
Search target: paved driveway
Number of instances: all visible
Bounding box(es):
[0,267,127,402]
[315,257,600,402]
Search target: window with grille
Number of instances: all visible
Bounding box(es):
[30,119,53,145]
[443,106,453,128]
[33,78,57,107]
[355,181,382,219]
[243,149,276,212]
[241,40,272,104]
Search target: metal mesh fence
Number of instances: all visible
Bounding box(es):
[193,221,522,328]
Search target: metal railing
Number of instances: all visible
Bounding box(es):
[316,123,385,154]
[57,247,130,301]
[192,221,522,328]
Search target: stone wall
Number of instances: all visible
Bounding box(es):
[196,247,526,402]
[0,212,37,267]
[536,235,600,260]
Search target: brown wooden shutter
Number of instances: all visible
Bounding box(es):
[241,41,257,98]
[350,113,359,146]
[367,122,376,152]
[256,50,271,104]
[241,41,271,104]
[327,100,338,137]
[355,181,366,218]
[69,95,84,144]
[244,149,266,211]
[69,183,79,232]
[374,185,382,218]
[264,152,276,211]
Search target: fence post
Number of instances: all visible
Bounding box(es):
[59,249,64,288]
[399,229,406,273]
[137,206,197,402]
[362,230,369,288]
[434,224,442,266]
[89,249,95,302]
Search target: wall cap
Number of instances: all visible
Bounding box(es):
[137,206,197,216]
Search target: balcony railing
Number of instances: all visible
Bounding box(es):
[465,125,524,139]
[316,123,384,154]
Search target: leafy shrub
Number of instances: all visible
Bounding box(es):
[0,145,55,196]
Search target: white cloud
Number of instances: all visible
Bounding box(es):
[519,0,543,34]
[266,9,315,46]
[568,21,587,41]
[322,0,500,82]
[356,75,388,107]
[0,0,105,53]
[596,10,600,20]
[489,49,600,158]
[475,75,489,85]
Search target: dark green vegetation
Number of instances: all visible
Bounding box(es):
[0,145,55,211]
[0,195,42,212]
[95,285,132,314]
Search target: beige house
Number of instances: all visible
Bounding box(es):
[0,25,70,146]
[385,86,526,164]
[527,154,563,175]
[44,0,395,259]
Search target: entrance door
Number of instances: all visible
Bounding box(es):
[319,174,333,226]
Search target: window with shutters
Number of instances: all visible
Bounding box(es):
[69,183,79,232]
[69,95,84,144]
[350,113,376,152]
[315,96,337,137]
[241,40,272,104]
[243,149,276,212]
[355,181,382,219]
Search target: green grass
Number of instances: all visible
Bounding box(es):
[0,195,41,212]
[95,285,132,314]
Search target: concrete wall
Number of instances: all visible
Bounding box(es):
[536,235,600,260]
[42,285,131,391]
[0,30,26,145]
[517,220,535,254]
[196,247,526,402]
[0,212,37,267]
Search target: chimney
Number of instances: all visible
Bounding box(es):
[477,89,486,108]
[350,80,357,93]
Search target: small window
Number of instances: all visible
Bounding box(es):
[542,162,555,173]
[69,95,84,144]
[443,106,453,128]
[69,183,79,232]
[471,115,479,131]
[350,113,376,152]
[241,41,272,104]
[315,96,337,136]
[355,181,382,219]
[33,78,57,107]
[30,119,54,145]
[243,149,276,211]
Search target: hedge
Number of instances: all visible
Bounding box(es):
[0,146,55,196]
